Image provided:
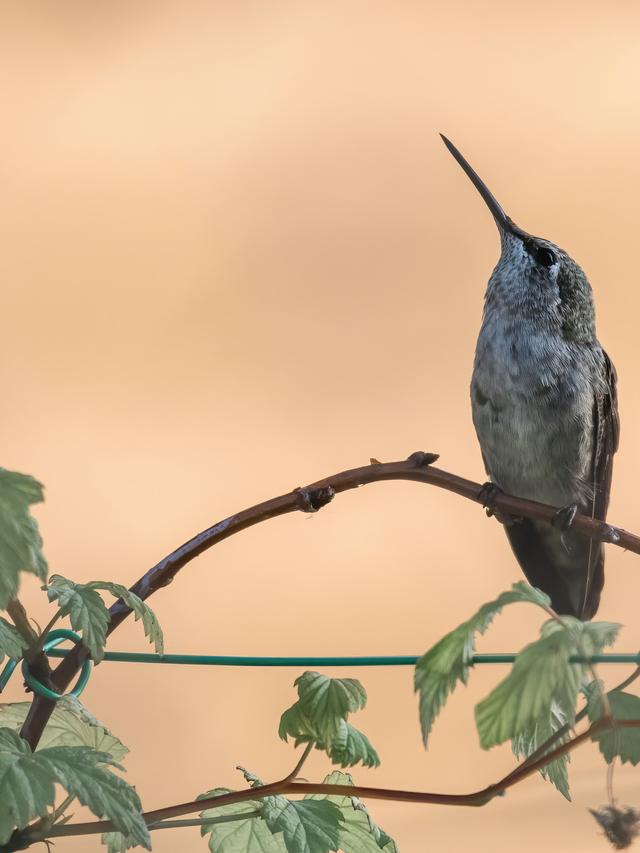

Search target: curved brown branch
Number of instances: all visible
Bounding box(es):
[18,717,640,845]
[19,452,640,748]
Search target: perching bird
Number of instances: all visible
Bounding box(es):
[441,134,619,619]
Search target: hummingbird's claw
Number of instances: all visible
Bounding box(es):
[478,482,521,527]
[552,503,579,532]
[478,481,502,510]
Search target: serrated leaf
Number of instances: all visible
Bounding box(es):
[0,469,48,609]
[46,575,110,662]
[279,702,317,746]
[0,700,128,761]
[511,702,571,800]
[262,797,342,853]
[86,582,164,655]
[199,788,283,853]
[101,830,140,853]
[0,727,56,845]
[414,582,551,746]
[0,617,27,664]
[588,689,640,765]
[475,618,620,750]
[40,745,149,848]
[291,672,367,747]
[305,772,398,853]
[329,720,380,769]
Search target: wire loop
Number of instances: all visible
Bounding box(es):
[0,628,92,700]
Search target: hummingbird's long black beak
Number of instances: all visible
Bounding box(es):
[440,134,517,237]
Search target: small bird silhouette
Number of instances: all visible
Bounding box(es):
[441,134,619,619]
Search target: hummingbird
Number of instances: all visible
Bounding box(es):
[441,134,619,619]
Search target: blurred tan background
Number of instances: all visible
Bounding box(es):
[2,1,640,850]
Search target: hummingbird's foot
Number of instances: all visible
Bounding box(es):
[478,482,521,527]
[552,503,579,532]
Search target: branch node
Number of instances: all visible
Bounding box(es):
[602,525,621,544]
[294,486,335,513]
[407,451,440,467]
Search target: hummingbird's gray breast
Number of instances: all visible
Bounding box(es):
[471,309,599,509]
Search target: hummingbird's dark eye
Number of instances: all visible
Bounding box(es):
[535,246,556,268]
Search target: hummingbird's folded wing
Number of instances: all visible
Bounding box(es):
[591,349,619,523]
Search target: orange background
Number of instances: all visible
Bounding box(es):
[2,2,640,851]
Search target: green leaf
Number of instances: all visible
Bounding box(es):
[305,772,398,853]
[328,720,380,769]
[279,674,376,769]
[475,618,620,750]
[511,702,571,800]
[280,672,367,750]
[279,702,317,746]
[262,797,342,853]
[414,582,551,746]
[0,468,47,609]
[0,617,27,664]
[0,727,56,845]
[40,745,149,848]
[0,700,128,761]
[102,830,140,853]
[86,582,164,654]
[46,575,110,662]
[199,788,283,853]
[588,689,640,765]
[579,621,621,655]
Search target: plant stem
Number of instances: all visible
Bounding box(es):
[6,598,40,656]
[147,812,262,831]
[34,611,63,653]
[284,742,314,781]
[51,793,76,824]
[17,717,640,843]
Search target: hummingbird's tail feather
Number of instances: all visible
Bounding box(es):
[504,519,604,620]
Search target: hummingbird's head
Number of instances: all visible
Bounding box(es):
[440,134,596,343]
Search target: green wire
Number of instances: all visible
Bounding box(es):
[45,650,640,667]
[4,644,639,699]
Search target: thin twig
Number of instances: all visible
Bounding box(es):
[33,611,63,654]
[15,717,640,844]
[147,813,262,831]
[19,453,640,749]
[284,742,314,782]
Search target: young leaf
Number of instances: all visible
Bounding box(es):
[0,468,47,609]
[475,618,620,750]
[86,582,164,654]
[0,700,128,761]
[328,720,380,769]
[40,745,149,848]
[0,617,27,664]
[199,788,282,853]
[414,582,551,746]
[588,689,640,765]
[261,797,343,853]
[305,771,398,853]
[279,675,377,769]
[279,702,317,746]
[46,575,110,662]
[293,673,367,747]
[511,702,570,800]
[0,728,56,845]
